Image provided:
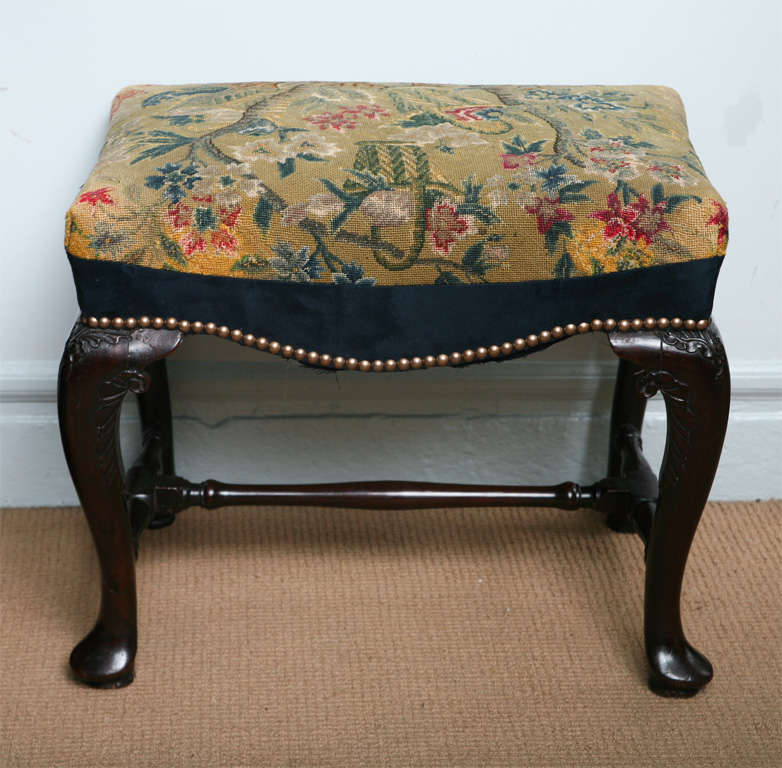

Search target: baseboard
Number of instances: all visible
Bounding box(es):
[1,358,780,506]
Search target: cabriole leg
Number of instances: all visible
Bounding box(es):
[608,323,730,697]
[58,321,182,687]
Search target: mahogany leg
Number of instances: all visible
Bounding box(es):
[137,360,177,530]
[608,323,730,697]
[605,359,648,532]
[58,321,182,687]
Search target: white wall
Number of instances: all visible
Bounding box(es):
[1,0,780,505]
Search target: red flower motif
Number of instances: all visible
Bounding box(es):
[629,194,670,245]
[305,104,390,131]
[501,152,537,169]
[79,187,114,207]
[426,201,471,254]
[218,204,241,228]
[192,194,213,203]
[211,230,238,252]
[181,233,205,256]
[589,192,639,239]
[707,200,729,245]
[167,203,192,230]
[445,106,495,122]
[525,196,574,234]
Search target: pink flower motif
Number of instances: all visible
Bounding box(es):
[589,192,639,240]
[501,152,537,169]
[629,194,670,245]
[707,200,729,246]
[211,230,238,252]
[304,104,390,131]
[426,201,471,254]
[180,232,206,256]
[445,105,501,122]
[79,187,114,207]
[525,196,574,234]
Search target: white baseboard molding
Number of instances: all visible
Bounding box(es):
[1,358,780,506]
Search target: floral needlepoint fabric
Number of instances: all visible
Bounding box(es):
[66,83,727,288]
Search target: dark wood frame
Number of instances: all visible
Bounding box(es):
[58,320,730,695]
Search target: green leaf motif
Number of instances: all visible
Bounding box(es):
[253,197,274,232]
[159,235,187,266]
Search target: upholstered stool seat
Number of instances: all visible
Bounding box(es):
[58,81,731,698]
[66,82,726,364]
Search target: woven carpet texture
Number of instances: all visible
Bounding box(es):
[1,502,779,767]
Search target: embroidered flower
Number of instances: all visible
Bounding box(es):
[226,133,341,164]
[589,192,639,239]
[89,221,125,258]
[305,104,390,131]
[145,162,201,205]
[359,190,414,226]
[501,152,537,170]
[167,203,192,230]
[646,162,691,187]
[585,142,644,181]
[79,187,114,207]
[426,200,474,254]
[629,194,670,245]
[707,200,729,246]
[180,232,206,256]
[524,196,574,234]
[210,230,238,253]
[268,241,324,282]
[570,221,653,276]
[332,260,376,286]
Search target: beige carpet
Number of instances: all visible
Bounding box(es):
[0,502,779,768]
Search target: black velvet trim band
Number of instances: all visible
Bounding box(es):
[67,253,723,359]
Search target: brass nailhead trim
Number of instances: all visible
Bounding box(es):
[81,315,712,372]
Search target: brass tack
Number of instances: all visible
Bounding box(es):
[333,356,346,369]
[205,322,217,334]
[398,358,410,371]
[449,352,462,365]
[359,360,372,372]
[411,357,423,369]
[604,318,616,331]
[88,316,99,327]
[513,337,526,350]
[591,319,603,331]
[696,319,709,330]
[166,317,178,329]
[463,349,476,363]
[644,317,656,329]
[435,353,448,367]
[243,334,255,346]
[307,351,320,364]
[657,317,669,329]
[373,359,385,372]
[319,354,332,367]
[139,316,150,328]
[424,355,437,368]
[685,319,696,329]
[217,326,230,338]
[191,321,203,333]
[501,342,513,355]
[577,322,590,334]
[384,359,396,371]
[125,317,137,330]
[488,345,501,358]
[346,358,358,370]
[81,316,87,324]
[631,318,643,330]
[552,326,564,339]
[112,317,124,328]
[230,329,243,342]
[268,341,281,354]
[294,348,306,361]
[256,337,268,350]
[281,345,294,358]
[526,334,539,347]
[476,347,488,360]
[539,330,551,343]
[564,323,577,335]
[152,317,164,329]
[98,317,110,328]
[671,317,683,328]
[179,320,191,333]
[618,319,631,332]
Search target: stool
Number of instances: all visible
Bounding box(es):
[60,82,730,696]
